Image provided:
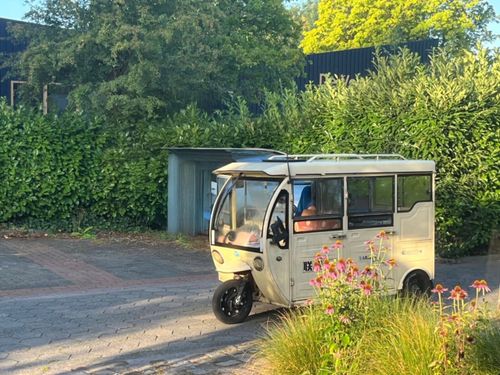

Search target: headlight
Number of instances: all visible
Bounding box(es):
[253,256,264,271]
[212,250,224,264]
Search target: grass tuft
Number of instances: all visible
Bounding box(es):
[261,298,500,375]
[348,298,440,375]
[260,307,326,375]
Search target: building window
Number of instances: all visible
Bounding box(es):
[44,83,69,114]
[347,176,394,229]
[293,178,343,233]
[10,80,27,107]
[397,174,432,212]
[10,81,68,114]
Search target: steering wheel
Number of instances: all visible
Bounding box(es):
[271,217,288,249]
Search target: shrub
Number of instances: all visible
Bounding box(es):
[261,239,499,375]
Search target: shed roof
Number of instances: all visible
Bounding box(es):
[168,147,284,162]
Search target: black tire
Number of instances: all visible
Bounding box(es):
[402,270,433,297]
[212,279,253,324]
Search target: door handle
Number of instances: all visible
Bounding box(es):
[329,234,346,240]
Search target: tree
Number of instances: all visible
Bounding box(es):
[301,0,497,54]
[289,0,319,34]
[11,0,303,120]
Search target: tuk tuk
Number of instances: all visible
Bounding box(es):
[209,154,435,324]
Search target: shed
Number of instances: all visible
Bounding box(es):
[167,148,283,235]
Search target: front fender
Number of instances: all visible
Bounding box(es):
[211,246,253,274]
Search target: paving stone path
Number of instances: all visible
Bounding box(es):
[0,238,498,374]
[0,239,277,374]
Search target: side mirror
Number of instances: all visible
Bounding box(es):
[270,217,288,249]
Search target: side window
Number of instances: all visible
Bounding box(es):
[397,174,432,212]
[293,178,343,233]
[268,190,289,249]
[347,176,394,229]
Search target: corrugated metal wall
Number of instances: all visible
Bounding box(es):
[0,18,26,104]
[167,148,283,235]
[296,39,439,90]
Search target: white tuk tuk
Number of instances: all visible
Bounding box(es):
[209,154,435,324]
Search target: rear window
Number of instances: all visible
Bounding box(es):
[397,174,432,212]
[347,176,394,229]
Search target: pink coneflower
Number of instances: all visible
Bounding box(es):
[350,265,360,277]
[449,286,468,301]
[336,258,347,273]
[332,240,343,249]
[432,283,448,315]
[322,259,330,270]
[470,279,491,293]
[325,305,334,315]
[360,280,373,296]
[321,245,330,255]
[384,258,397,269]
[314,252,323,261]
[432,284,448,294]
[345,271,354,283]
[376,230,388,239]
[328,272,338,280]
[361,265,373,277]
[327,265,338,280]
[309,276,323,287]
[313,261,321,272]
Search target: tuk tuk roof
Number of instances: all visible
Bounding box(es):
[213,154,435,177]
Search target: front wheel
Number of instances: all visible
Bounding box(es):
[212,279,253,324]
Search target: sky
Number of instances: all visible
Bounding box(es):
[1,0,499,47]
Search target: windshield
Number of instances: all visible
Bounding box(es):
[214,178,280,249]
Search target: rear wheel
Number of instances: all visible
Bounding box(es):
[212,279,253,324]
[402,270,433,297]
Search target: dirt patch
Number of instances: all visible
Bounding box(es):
[0,227,209,251]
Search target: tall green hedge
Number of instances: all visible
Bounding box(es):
[0,107,169,229]
[0,48,498,257]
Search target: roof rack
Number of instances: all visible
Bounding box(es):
[267,154,406,162]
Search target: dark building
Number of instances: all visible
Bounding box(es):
[296,39,439,90]
[0,17,27,106]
